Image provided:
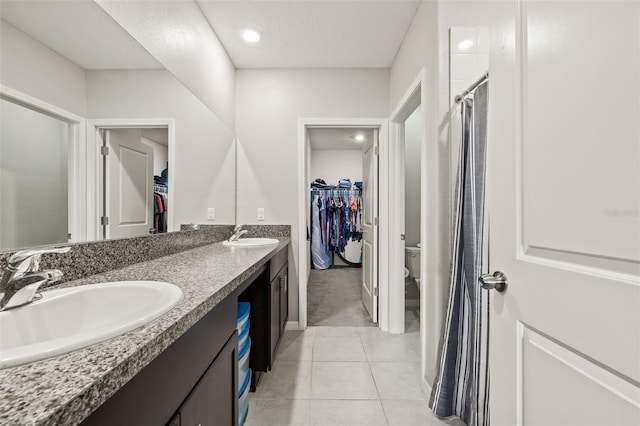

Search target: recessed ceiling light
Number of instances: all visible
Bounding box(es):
[457,39,474,50]
[241,29,261,43]
[355,134,365,142]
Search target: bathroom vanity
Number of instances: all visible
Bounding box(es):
[0,236,289,426]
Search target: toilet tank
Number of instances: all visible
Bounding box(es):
[405,247,421,278]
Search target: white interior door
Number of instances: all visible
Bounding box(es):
[488,2,640,425]
[362,129,379,322]
[104,128,154,239]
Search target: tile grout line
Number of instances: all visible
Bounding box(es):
[360,332,386,401]
[362,329,391,426]
[309,329,315,402]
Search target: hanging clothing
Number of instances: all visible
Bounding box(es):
[311,194,331,269]
[153,193,164,233]
[430,83,490,426]
[309,187,363,269]
[153,189,168,234]
[160,193,168,233]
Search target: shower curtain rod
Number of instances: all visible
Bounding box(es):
[454,72,489,104]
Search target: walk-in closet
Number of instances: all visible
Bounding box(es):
[306,128,375,327]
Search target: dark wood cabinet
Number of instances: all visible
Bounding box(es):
[279,268,288,334]
[269,263,288,363]
[269,272,281,363]
[171,333,238,426]
[265,245,288,367]
[237,245,289,390]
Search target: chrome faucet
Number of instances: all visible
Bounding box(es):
[228,225,249,242]
[0,247,71,311]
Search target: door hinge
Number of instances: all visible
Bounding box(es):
[101,216,109,226]
[400,234,405,240]
[374,146,379,155]
[373,287,379,297]
[374,217,379,226]
[101,146,109,156]
[67,233,72,240]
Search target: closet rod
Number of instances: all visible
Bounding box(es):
[454,72,489,104]
[310,189,361,194]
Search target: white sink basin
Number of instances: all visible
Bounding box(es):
[0,281,183,369]
[223,238,279,247]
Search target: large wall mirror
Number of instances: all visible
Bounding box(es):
[0,1,236,251]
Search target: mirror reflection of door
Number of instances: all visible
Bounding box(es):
[0,97,71,251]
[100,127,168,240]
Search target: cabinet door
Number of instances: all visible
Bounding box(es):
[279,268,288,335]
[269,275,281,365]
[178,332,238,426]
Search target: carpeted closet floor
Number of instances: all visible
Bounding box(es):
[307,268,376,327]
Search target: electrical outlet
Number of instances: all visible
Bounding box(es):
[257,208,265,221]
[207,208,215,220]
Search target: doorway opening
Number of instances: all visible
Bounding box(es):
[307,127,374,327]
[402,105,423,335]
[0,93,80,250]
[297,118,388,331]
[99,127,168,240]
[389,69,435,394]
[90,120,174,241]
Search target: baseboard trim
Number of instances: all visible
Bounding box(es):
[422,376,432,397]
[285,321,300,331]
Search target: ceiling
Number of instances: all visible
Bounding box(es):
[196,0,420,68]
[141,129,169,146]
[1,1,419,70]
[0,1,162,70]
[309,128,374,150]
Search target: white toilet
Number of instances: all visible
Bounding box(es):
[405,246,421,290]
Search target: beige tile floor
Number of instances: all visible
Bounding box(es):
[245,311,464,426]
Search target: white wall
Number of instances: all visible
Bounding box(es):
[0,98,69,250]
[389,0,491,386]
[310,149,362,185]
[96,1,236,130]
[389,0,440,387]
[449,27,489,213]
[449,27,489,104]
[141,136,169,177]
[86,69,236,226]
[0,20,86,116]
[404,105,422,247]
[236,68,389,323]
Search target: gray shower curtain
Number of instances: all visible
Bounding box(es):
[430,82,490,426]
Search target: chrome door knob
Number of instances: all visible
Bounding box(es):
[479,271,508,292]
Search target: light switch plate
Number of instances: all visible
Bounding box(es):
[257,208,265,221]
[207,208,215,220]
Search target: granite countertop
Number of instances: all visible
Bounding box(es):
[0,238,290,426]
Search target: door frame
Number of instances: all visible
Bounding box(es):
[389,70,425,334]
[0,84,86,245]
[297,117,389,331]
[389,69,434,392]
[88,119,175,240]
